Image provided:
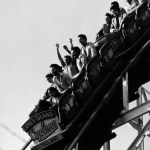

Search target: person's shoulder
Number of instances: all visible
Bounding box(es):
[62,72,72,80]
[50,83,56,88]
[78,53,84,59]
[111,17,115,24]
[120,7,126,13]
[53,76,57,82]
[63,65,68,70]
[87,42,94,46]
[62,72,70,77]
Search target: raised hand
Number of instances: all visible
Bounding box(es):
[63,45,68,50]
[56,43,59,49]
[69,38,73,44]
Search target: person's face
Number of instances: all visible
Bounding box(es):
[72,50,80,58]
[105,16,111,24]
[50,67,58,76]
[78,37,86,46]
[64,57,71,65]
[47,77,53,83]
[48,90,56,97]
[111,9,119,17]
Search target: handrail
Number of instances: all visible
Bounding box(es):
[21,138,32,150]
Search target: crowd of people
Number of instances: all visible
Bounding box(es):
[29,0,147,121]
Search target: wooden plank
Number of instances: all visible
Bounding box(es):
[113,100,150,129]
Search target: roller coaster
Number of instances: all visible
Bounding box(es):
[21,1,150,150]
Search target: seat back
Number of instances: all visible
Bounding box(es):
[86,56,103,87]
[73,70,92,104]
[122,11,142,46]
[136,1,150,31]
[97,31,125,59]
[59,88,78,125]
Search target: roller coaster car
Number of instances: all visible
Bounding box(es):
[22,47,122,150]
[22,1,150,150]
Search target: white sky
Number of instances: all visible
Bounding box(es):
[0,0,150,150]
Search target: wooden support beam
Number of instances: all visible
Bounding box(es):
[143,87,150,97]
[21,139,32,150]
[103,141,110,150]
[127,119,150,150]
[122,72,129,111]
[112,100,150,130]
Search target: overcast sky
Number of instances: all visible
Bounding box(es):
[0,0,150,150]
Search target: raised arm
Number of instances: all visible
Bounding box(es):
[56,43,66,67]
[69,38,74,50]
[63,45,71,55]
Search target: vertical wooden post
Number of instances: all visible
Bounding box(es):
[122,72,129,112]
[137,87,144,150]
[103,141,110,150]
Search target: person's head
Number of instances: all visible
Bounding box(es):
[126,0,132,5]
[45,73,54,83]
[78,34,87,46]
[72,46,81,58]
[110,2,120,17]
[64,55,72,66]
[49,64,63,76]
[105,13,113,24]
[63,45,68,50]
[111,1,119,7]
[48,87,60,98]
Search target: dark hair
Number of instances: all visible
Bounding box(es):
[105,12,113,19]
[111,1,119,6]
[72,46,81,53]
[110,1,120,12]
[49,87,58,92]
[45,73,53,79]
[78,34,87,41]
[48,87,61,97]
[50,64,63,72]
[64,55,72,60]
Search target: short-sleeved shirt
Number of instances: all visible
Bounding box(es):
[53,72,72,93]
